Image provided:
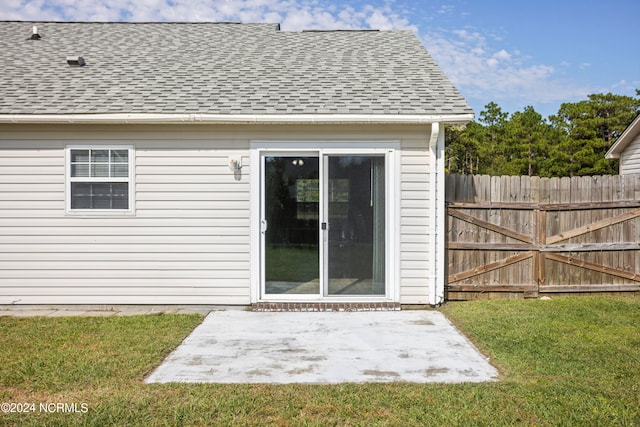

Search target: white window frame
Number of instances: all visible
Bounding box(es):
[249,140,401,304]
[65,144,135,216]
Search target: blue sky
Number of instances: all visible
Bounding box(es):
[2,0,638,119]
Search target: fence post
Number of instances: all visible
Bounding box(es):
[534,208,546,293]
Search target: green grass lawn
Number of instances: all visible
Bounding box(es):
[1,297,639,426]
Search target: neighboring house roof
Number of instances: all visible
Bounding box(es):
[0,21,473,124]
[606,113,640,159]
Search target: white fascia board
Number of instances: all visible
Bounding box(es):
[606,114,640,159]
[0,113,474,125]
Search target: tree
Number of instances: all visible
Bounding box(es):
[549,93,640,176]
[477,102,509,175]
[445,102,508,175]
[445,122,483,174]
[445,92,640,177]
[503,106,554,176]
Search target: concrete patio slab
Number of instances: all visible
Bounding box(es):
[145,310,499,384]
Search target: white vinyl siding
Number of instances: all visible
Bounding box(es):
[619,134,640,175]
[399,137,433,304]
[0,123,438,306]
[0,137,250,305]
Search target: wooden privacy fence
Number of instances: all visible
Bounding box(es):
[445,174,640,299]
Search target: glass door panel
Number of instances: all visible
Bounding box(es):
[326,156,385,295]
[264,156,320,295]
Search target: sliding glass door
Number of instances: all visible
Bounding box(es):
[262,152,386,298]
[325,155,385,295]
[264,155,320,295]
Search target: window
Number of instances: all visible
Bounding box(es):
[66,146,134,214]
[295,178,319,220]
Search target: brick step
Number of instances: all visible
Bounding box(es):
[252,302,401,312]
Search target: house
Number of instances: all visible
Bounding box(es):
[0,21,473,308]
[606,113,640,175]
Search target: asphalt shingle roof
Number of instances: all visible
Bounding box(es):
[0,21,473,116]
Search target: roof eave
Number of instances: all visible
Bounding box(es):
[0,113,474,125]
[606,114,640,159]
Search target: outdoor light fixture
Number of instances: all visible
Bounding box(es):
[228,156,242,171]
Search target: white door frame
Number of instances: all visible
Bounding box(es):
[249,141,400,303]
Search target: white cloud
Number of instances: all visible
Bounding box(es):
[485,58,498,68]
[493,49,510,61]
[422,28,593,108]
[362,5,415,31]
[610,79,640,96]
[486,49,511,68]
[0,0,420,31]
[0,0,388,30]
[281,8,314,29]
[437,5,454,15]
[366,10,394,29]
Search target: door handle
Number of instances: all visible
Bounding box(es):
[321,222,328,230]
[261,219,268,233]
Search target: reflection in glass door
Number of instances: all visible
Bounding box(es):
[326,156,385,295]
[264,156,320,294]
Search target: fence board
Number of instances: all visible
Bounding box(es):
[446,174,640,299]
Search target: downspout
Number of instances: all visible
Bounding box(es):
[435,125,446,305]
[428,123,445,306]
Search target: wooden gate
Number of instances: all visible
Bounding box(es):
[446,174,640,299]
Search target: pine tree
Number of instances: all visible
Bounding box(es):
[445,92,640,177]
[549,93,639,176]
